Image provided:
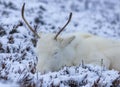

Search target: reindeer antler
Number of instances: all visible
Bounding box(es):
[54,12,72,40]
[21,3,40,38]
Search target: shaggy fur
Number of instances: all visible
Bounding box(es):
[35,32,120,73]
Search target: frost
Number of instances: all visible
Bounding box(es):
[0,0,120,87]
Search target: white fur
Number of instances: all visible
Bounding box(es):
[35,32,120,73]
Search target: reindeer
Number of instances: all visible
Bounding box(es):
[21,3,120,73]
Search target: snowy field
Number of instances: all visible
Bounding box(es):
[0,0,120,87]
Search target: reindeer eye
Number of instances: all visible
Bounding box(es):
[54,52,58,55]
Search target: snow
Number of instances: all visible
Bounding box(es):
[33,65,119,86]
[0,82,18,87]
[0,0,120,87]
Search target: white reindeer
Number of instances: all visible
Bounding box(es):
[22,3,120,73]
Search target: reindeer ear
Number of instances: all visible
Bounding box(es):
[38,32,42,37]
[58,36,75,48]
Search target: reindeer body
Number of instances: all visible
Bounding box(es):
[21,3,120,73]
[36,32,120,72]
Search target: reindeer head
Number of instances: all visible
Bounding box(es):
[22,3,75,72]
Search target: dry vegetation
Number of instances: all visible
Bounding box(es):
[0,0,120,87]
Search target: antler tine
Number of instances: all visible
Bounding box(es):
[21,3,40,38]
[54,12,72,40]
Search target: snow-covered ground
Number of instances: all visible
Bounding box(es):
[0,0,120,87]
